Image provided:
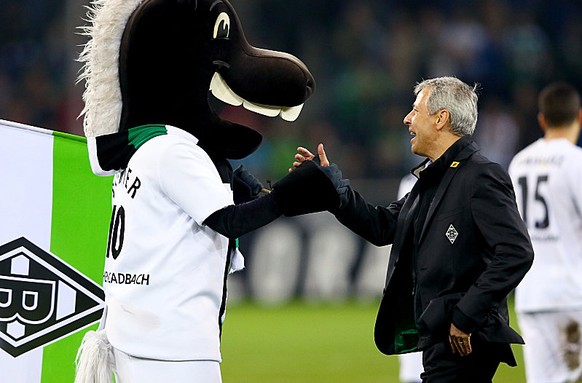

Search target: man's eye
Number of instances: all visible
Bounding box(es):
[213,12,230,39]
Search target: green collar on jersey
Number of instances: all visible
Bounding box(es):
[128,124,168,149]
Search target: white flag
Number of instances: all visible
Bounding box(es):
[0,119,111,383]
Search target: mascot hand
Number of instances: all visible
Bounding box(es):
[233,164,264,204]
[315,162,351,213]
[271,160,344,216]
[318,163,350,198]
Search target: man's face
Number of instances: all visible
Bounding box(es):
[403,88,439,159]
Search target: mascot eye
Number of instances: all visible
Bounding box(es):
[213,12,230,39]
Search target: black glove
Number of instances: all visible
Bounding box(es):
[233,164,264,204]
[311,154,351,208]
[318,163,350,210]
[271,160,342,216]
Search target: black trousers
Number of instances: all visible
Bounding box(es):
[421,339,509,383]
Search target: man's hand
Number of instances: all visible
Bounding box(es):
[291,143,330,171]
[449,323,472,356]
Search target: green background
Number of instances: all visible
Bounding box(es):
[221,301,525,383]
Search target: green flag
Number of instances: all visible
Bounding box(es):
[0,119,112,382]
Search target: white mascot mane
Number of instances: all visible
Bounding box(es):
[78,0,143,138]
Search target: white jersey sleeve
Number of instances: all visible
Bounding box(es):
[159,139,232,224]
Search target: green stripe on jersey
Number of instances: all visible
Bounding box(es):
[128,124,168,149]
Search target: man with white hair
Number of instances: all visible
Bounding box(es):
[294,77,534,382]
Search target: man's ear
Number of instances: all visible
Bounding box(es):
[537,112,548,132]
[434,109,450,131]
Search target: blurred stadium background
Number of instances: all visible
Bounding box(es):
[2,0,581,381]
[2,0,582,200]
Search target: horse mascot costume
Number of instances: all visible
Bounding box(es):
[74,0,339,381]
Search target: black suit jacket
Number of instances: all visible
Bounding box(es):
[333,137,533,363]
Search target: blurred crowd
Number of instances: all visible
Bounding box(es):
[1,0,581,182]
[0,0,79,135]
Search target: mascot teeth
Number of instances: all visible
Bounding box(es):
[210,72,304,122]
[242,100,281,118]
[210,72,243,106]
[280,104,304,122]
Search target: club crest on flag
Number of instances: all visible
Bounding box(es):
[0,237,105,357]
[445,224,459,244]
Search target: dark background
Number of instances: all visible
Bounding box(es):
[1,0,581,200]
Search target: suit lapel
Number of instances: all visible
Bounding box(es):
[387,157,427,272]
[418,166,458,245]
[418,142,478,245]
[384,183,419,287]
[398,159,427,236]
[400,191,419,242]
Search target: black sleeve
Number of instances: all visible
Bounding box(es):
[332,185,403,247]
[203,192,283,239]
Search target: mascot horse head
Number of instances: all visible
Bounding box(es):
[79,0,315,174]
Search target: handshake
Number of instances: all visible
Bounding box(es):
[234,144,349,216]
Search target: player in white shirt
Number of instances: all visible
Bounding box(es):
[508,82,582,382]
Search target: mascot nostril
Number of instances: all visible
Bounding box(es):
[75,0,338,382]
